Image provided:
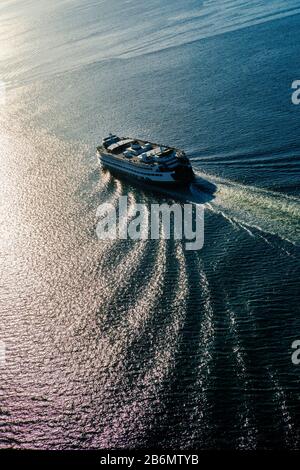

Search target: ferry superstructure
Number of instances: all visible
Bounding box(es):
[97,134,195,186]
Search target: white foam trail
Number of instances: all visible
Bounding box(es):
[193,170,300,246]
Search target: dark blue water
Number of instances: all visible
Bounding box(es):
[0,0,299,450]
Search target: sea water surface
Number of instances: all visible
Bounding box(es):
[0,0,300,449]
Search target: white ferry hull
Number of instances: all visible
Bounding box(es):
[98,152,193,186]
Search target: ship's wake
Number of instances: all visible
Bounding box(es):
[190,170,300,247]
[132,168,299,248]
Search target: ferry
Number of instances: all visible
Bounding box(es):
[97,134,195,186]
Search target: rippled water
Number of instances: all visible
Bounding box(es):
[0,0,300,450]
